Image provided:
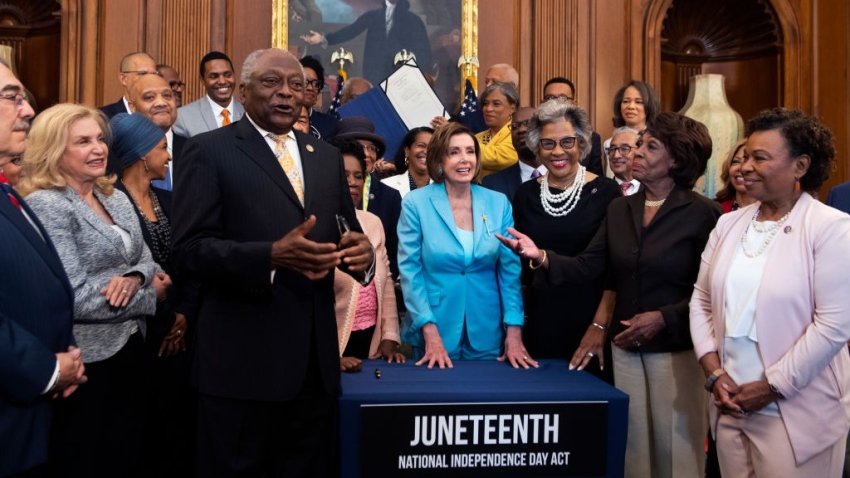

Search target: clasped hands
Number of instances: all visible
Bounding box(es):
[55,346,87,399]
[102,271,171,307]
[271,215,373,281]
[711,375,776,418]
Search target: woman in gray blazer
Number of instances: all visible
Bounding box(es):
[19,104,170,476]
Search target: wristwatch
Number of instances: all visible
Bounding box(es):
[704,368,726,392]
[768,382,785,400]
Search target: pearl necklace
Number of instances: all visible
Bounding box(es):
[741,207,792,258]
[539,166,585,217]
[644,198,666,207]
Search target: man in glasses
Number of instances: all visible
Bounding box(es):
[540,76,604,176]
[157,63,185,107]
[299,55,336,138]
[481,106,544,200]
[174,51,245,138]
[607,127,641,196]
[0,59,85,477]
[100,52,159,118]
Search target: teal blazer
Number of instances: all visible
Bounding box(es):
[398,183,523,359]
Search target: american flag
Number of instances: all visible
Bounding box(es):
[328,75,344,119]
[457,79,487,133]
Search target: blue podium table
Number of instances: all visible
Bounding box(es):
[339,359,628,478]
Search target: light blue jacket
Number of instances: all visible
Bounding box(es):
[398,183,523,359]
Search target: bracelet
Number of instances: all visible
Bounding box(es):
[528,249,548,270]
[704,368,726,392]
[591,322,607,331]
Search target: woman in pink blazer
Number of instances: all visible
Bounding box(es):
[331,138,404,372]
[690,108,850,477]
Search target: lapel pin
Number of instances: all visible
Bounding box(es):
[306,144,314,153]
[784,225,792,233]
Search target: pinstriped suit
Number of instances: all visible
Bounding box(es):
[0,187,74,476]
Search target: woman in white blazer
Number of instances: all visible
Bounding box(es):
[690,108,850,477]
[382,126,433,198]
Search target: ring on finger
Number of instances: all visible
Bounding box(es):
[121,289,129,295]
[586,352,595,358]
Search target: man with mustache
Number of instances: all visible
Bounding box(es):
[481,106,544,200]
[0,60,86,476]
[128,73,187,191]
[172,48,375,477]
[173,51,245,138]
[607,127,641,196]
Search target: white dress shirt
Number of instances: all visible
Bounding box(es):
[518,161,547,183]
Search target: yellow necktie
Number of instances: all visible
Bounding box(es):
[269,134,304,204]
[221,109,231,126]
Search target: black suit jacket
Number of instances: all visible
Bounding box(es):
[325,0,431,85]
[99,97,129,119]
[584,132,604,176]
[309,109,337,139]
[481,162,522,201]
[366,173,401,279]
[534,186,721,353]
[0,189,74,476]
[172,119,362,401]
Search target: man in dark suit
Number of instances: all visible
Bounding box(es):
[127,73,187,190]
[332,116,402,278]
[172,48,374,477]
[482,106,543,200]
[541,76,604,176]
[301,0,431,86]
[99,52,159,118]
[0,61,85,477]
[827,181,850,214]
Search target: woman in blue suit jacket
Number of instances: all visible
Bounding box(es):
[398,122,536,369]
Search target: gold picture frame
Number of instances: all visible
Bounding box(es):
[271,0,478,107]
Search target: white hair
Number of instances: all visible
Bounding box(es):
[240,48,304,85]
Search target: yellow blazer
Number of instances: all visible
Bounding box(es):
[476,123,517,179]
[333,209,399,358]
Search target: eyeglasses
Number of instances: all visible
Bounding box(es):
[305,79,323,91]
[0,92,28,109]
[360,143,378,154]
[168,80,185,90]
[511,118,531,129]
[605,144,635,156]
[543,94,575,102]
[259,76,304,91]
[539,136,577,151]
[121,70,163,77]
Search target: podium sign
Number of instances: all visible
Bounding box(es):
[361,401,608,478]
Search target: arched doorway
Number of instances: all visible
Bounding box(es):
[641,0,806,115]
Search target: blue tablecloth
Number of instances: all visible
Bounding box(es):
[339,359,628,478]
